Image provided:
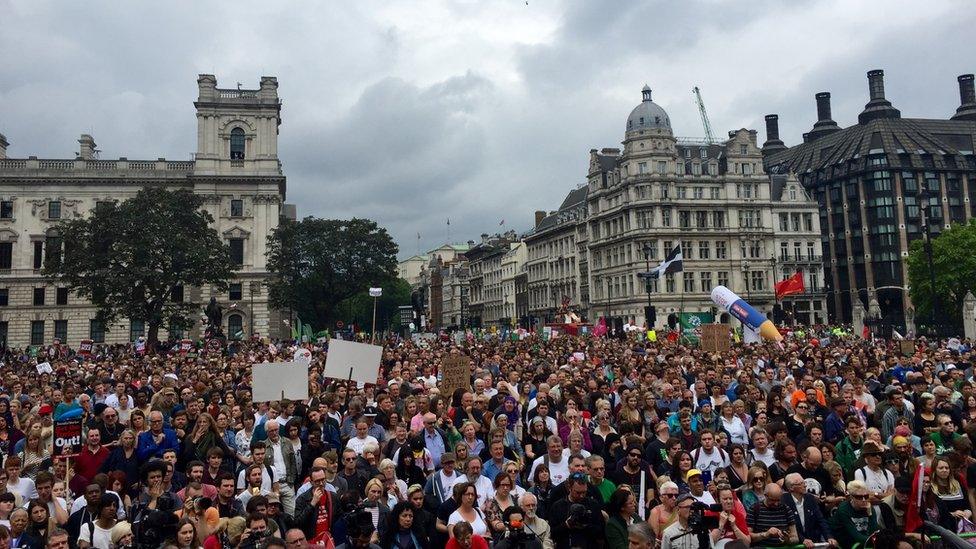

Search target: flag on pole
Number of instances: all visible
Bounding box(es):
[447,218,450,225]
[648,244,683,278]
[774,271,805,299]
[499,219,505,226]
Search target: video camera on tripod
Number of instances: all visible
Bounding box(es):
[669,499,721,548]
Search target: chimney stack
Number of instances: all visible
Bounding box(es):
[808,92,840,142]
[859,69,901,124]
[953,74,976,121]
[816,92,833,122]
[0,133,8,160]
[534,210,547,227]
[78,134,97,160]
[761,115,787,156]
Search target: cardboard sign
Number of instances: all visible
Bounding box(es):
[439,356,472,399]
[324,339,383,387]
[251,362,309,402]
[78,340,93,357]
[179,339,193,355]
[53,418,83,458]
[701,324,731,353]
[294,348,312,366]
[35,362,53,374]
[900,339,916,356]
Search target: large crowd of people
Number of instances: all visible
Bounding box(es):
[0,325,970,549]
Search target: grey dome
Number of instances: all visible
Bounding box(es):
[627,85,671,133]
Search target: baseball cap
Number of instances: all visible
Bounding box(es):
[686,469,702,480]
[440,452,457,464]
[676,493,696,504]
[407,484,424,496]
[38,404,53,416]
[363,406,378,417]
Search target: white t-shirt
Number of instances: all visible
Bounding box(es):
[529,454,570,486]
[854,466,894,494]
[7,477,37,501]
[346,435,378,455]
[236,464,279,492]
[448,508,489,537]
[77,522,114,549]
[750,448,776,467]
[70,491,125,519]
[693,447,730,476]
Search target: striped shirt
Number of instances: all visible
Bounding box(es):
[747,501,795,546]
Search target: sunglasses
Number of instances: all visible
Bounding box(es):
[851,494,870,501]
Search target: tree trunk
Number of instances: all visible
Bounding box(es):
[147,320,161,348]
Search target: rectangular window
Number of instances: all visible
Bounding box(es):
[681,240,693,259]
[693,187,703,199]
[751,271,765,292]
[700,272,712,292]
[683,272,695,292]
[48,201,61,219]
[698,241,710,259]
[701,149,708,159]
[0,201,12,219]
[171,285,184,303]
[230,283,243,301]
[638,162,647,174]
[95,201,114,214]
[807,243,816,260]
[130,320,145,342]
[743,163,754,175]
[90,320,105,343]
[56,287,68,305]
[666,274,675,293]
[695,211,708,228]
[717,271,729,288]
[780,242,789,260]
[0,243,10,270]
[229,238,244,266]
[33,287,45,306]
[779,213,789,231]
[231,199,244,217]
[0,289,7,306]
[679,211,691,228]
[740,144,748,155]
[715,241,727,259]
[33,241,43,269]
[710,187,720,199]
[713,211,725,228]
[657,161,667,174]
[677,187,687,199]
[54,319,68,342]
[45,235,62,270]
[662,208,672,227]
[30,320,44,346]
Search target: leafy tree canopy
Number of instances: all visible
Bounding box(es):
[907,219,976,332]
[266,217,398,330]
[44,187,235,344]
[335,277,413,333]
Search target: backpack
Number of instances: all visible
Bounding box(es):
[692,446,728,468]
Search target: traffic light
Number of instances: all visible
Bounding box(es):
[645,306,657,325]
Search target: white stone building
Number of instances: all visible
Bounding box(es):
[529,86,828,329]
[0,74,291,346]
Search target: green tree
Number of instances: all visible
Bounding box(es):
[907,219,976,331]
[44,187,235,345]
[266,217,398,330]
[336,277,413,333]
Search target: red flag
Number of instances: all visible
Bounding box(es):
[593,317,607,337]
[774,271,805,299]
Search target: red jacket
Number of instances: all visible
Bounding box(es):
[74,444,110,483]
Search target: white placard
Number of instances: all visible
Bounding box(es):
[294,348,312,365]
[36,362,52,374]
[251,362,309,402]
[325,339,383,387]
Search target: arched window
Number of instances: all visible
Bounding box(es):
[230,128,245,160]
[228,314,243,339]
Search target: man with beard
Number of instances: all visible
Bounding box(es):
[610,445,653,509]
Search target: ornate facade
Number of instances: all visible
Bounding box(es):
[0,74,291,346]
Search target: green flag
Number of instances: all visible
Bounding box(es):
[679,312,714,344]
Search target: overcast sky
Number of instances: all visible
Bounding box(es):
[1,0,974,259]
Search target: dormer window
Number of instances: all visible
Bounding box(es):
[230,127,245,160]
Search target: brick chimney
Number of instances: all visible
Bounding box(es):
[858,69,901,124]
[78,134,97,160]
[762,115,786,155]
[807,92,840,142]
[535,210,547,227]
[952,74,976,121]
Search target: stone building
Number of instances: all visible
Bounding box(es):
[763,70,976,329]
[528,85,827,328]
[0,74,291,346]
[464,231,519,328]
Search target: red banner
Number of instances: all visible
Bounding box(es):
[775,271,805,300]
[78,339,93,357]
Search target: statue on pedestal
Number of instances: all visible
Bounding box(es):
[204,297,226,340]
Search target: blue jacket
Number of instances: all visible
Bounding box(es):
[136,428,180,463]
[783,492,831,543]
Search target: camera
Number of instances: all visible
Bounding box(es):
[567,503,591,526]
[194,496,213,513]
[686,501,721,533]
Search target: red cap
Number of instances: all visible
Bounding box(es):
[38,404,53,416]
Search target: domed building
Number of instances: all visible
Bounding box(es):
[524,85,827,331]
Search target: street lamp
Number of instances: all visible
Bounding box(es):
[369,287,382,342]
[642,242,655,327]
[918,187,940,336]
[742,261,751,301]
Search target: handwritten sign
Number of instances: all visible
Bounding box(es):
[439,356,471,400]
[900,339,916,356]
[700,324,731,353]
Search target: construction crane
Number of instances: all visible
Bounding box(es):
[693,86,716,144]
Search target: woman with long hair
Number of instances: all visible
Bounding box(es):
[19,431,49,481]
[648,480,679,542]
[182,412,231,465]
[930,456,972,530]
[739,466,768,510]
[129,409,148,434]
[447,482,489,540]
[720,402,748,446]
[173,517,201,549]
[617,393,641,431]
[914,393,939,437]
[395,447,426,488]
[710,487,751,548]
[766,391,789,425]
[604,488,639,549]
[962,395,976,431]
[379,501,427,549]
[725,444,749,491]
[25,499,55,543]
[234,414,256,463]
[670,451,694,493]
[107,471,133,512]
[528,467,552,519]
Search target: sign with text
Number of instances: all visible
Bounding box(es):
[78,340,93,357]
[900,339,916,356]
[251,362,309,402]
[53,417,83,458]
[439,356,472,399]
[700,324,731,353]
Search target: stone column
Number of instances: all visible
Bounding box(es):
[964,292,976,340]
[852,298,866,338]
